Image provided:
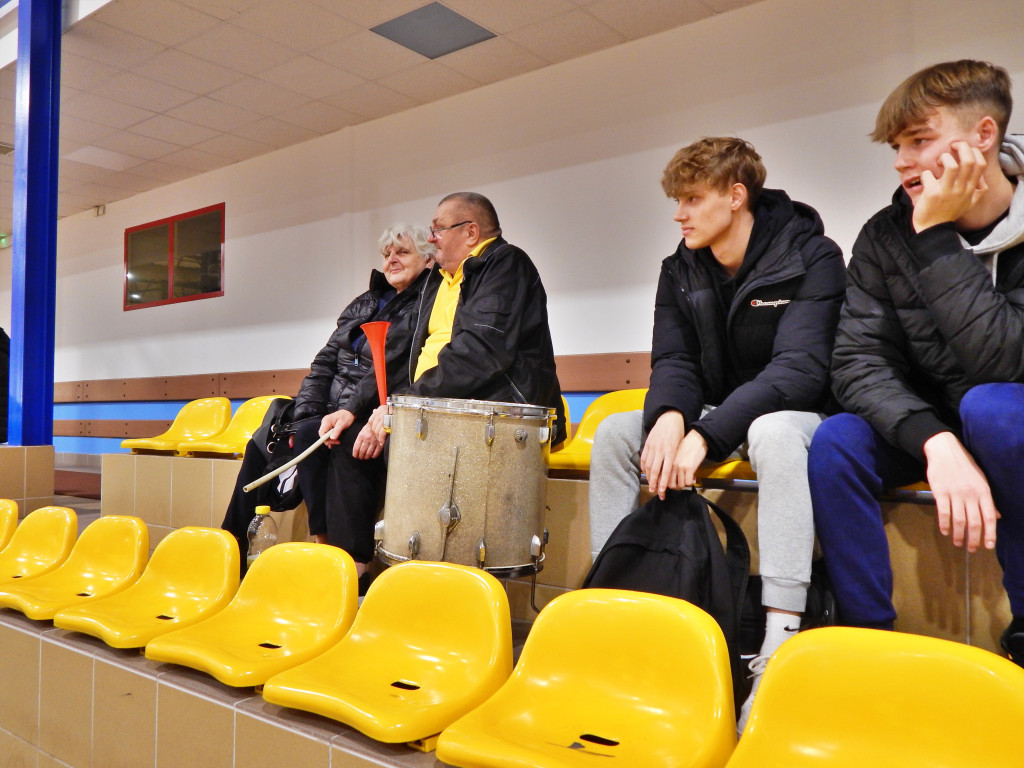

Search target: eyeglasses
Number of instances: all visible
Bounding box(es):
[429,220,470,237]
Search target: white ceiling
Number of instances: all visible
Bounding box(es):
[0,0,764,239]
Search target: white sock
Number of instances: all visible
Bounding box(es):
[761,611,800,658]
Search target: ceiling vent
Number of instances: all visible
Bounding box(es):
[371,2,495,59]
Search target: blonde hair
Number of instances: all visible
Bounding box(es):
[661,137,766,208]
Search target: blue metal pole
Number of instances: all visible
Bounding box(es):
[9,0,62,445]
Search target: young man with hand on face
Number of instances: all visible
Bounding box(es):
[809,60,1024,665]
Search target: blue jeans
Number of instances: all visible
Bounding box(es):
[809,383,1024,627]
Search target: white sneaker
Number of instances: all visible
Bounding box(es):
[737,654,770,735]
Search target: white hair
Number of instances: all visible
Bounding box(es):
[378,224,435,261]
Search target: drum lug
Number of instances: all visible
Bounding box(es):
[484,412,495,446]
[530,534,543,558]
[416,407,427,440]
[438,505,461,530]
[476,538,487,568]
[374,519,385,542]
[528,528,548,614]
[382,413,393,434]
[408,530,421,559]
[538,426,550,444]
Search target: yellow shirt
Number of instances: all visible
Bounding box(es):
[414,237,497,381]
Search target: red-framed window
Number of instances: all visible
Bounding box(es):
[124,203,225,310]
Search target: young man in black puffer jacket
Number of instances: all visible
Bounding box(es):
[810,60,1024,668]
[589,137,845,732]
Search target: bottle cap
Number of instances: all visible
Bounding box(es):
[255,505,271,516]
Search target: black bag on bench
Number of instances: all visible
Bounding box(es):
[582,488,750,713]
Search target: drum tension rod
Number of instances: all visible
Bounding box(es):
[438,446,461,561]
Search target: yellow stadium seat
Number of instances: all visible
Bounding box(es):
[263,561,512,750]
[0,506,78,585]
[53,527,240,648]
[697,459,758,483]
[121,396,232,453]
[0,516,148,620]
[176,395,289,457]
[547,389,647,472]
[728,627,1024,766]
[0,499,17,552]
[144,542,358,688]
[436,588,736,768]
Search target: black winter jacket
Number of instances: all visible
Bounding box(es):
[292,268,428,421]
[644,189,845,461]
[405,237,567,445]
[832,188,1024,460]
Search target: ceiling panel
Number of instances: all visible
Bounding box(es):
[0,0,767,239]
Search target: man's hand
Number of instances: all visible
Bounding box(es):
[912,140,989,233]
[367,403,390,446]
[319,409,355,447]
[640,411,686,499]
[670,429,709,490]
[352,420,385,460]
[923,431,999,552]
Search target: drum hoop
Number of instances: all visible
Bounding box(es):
[389,394,553,419]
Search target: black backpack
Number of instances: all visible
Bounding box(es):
[582,488,750,713]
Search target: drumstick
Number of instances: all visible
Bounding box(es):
[242,432,331,493]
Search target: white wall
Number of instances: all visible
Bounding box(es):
[6,0,1024,381]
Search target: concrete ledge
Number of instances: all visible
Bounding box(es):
[0,610,443,768]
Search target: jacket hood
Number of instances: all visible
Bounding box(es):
[732,188,824,283]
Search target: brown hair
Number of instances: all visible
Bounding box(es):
[872,60,1013,144]
[661,137,766,208]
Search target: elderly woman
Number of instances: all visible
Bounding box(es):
[221,224,434,563]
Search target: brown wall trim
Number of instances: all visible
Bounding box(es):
[53,353,650,404]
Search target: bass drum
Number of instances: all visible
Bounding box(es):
[376,395,552,577]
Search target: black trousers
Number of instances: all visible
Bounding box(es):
[325,417,388,563]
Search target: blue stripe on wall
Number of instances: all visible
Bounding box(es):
[55,397,608,455]
[54,436,132,454]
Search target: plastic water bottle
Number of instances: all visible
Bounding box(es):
[246,505,278,572]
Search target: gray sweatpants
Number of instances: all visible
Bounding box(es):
[588,409,824,614]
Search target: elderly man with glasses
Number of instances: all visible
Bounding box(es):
[320,191,565,589]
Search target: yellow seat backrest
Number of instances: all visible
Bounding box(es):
[0,515,149,620]
[548,389,647,471]
[0,505,77,584]
[0,499,17,552]
[143,542,358,687]
[121,396,231,452]
[263,560,512,746]
[177,395,289,456]
[436,588,736,768]
[53,526,240,648]
[729,626,1024,766]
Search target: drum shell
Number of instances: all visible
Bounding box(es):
[379,396,551,574]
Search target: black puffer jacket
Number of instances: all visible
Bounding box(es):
[406,237,567,445]
[643,189,845,461]
[832,187,1024,460]
[293,268,428,421]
